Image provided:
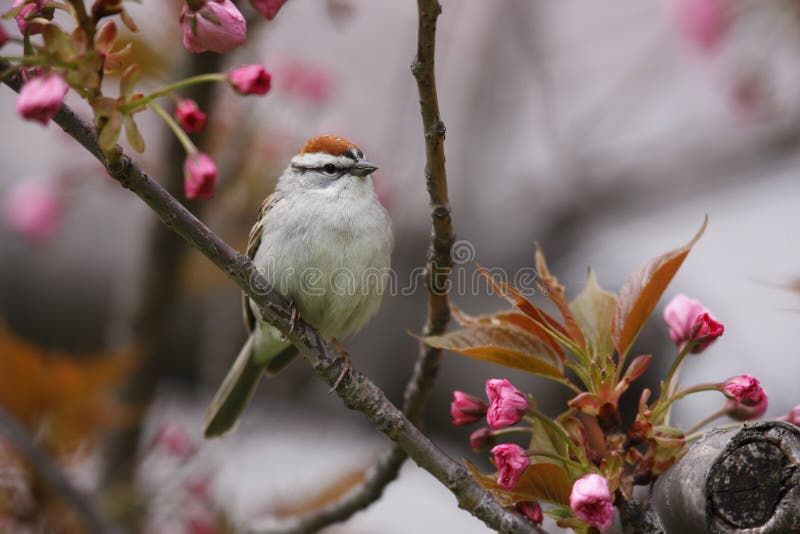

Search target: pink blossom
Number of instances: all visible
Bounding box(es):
[490,443,529,491]
[450,391,487,426]
[13,0,52,36]
[663,294,723,353]
[2,179,61,243]
[279,60,334,105]
[227,65,272,95]
[249,0,289,20]
[669,0,732,54]
[16,74,69,126]
[469,427,493,451]
[516,501,543,526]
[150,422,197,458]
[184,153,217,199]
[0,23,8,47]
[176,99,207,134]
[180,0,246,54]
[570,473,614,531]
[722,375,767,420]
[485,378,528,429]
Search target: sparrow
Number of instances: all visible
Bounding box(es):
[203,135,393,437]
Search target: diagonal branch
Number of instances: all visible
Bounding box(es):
[253,1,457,531]
[0,406,116,534]
[2,67,539,534]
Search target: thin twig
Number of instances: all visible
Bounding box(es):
[251,1,459,532]
[0,406,115,534]
[2,65,538,533]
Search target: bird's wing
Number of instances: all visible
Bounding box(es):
[242,192,282,332]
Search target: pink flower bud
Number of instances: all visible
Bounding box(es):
[16,74,69,126]
[184,153,217,199]
[180,0,246,54]
[569,473,614,532]
[2,179,61,243]
[227,65,272,95]
[485,378,528,429]
[722,375,767,420]
[0,23,8,47]
[176,99,207,134]
[13,0,52,36]
[469,427,493,451]
[668,0,732,54]
[450,391,487,426]
[663,294,723,353]
[490,443,529,491]
[249,0,289,20]
[516,501,543,526]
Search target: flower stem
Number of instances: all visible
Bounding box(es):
[685,407,727,435]
[525,449,586,472]
[651,382,721,421]
[121,73,226,112]
[661,341,696,399]
[149,101,197,156]
[490,426,533,438]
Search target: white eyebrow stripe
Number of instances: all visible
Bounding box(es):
[290,153,356,168]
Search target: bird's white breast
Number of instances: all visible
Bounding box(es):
[252,176,393,340]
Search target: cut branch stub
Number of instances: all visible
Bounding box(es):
[652,421,800,533]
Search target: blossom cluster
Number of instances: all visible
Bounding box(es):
[437,232,779,533]
[4,1,280,203]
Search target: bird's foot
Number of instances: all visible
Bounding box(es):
[329,338,351,392]
[281,299,299,341]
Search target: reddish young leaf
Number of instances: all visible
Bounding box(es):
[535,246,587,351]
[450,304,565,361]
[421,325,564,379]
[611,217,707,356]
[477,266,572,346]
[465,458,573,506]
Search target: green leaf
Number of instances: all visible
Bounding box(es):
[611,217,707,357]
[421,325,564,379]
[98,112,122,152]
[120,64,141,100]
[569,269,617,359]
[123,115,145,153]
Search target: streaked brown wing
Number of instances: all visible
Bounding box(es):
[242,192,282,333]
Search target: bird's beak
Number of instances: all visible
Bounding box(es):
[352,159,379,176]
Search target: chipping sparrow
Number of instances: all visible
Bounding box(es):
[203,135,393,437]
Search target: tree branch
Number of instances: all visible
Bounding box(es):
[0,406,115,534]
[245,1,457,531]
[2,67,538,533]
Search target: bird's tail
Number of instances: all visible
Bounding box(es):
[203,334,263,437]
[203,326,298,438]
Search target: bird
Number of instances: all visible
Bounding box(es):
[203,135,393,437]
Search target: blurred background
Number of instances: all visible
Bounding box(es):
[1,0,799,532]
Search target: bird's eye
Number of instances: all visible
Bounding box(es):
[323,163,337,175]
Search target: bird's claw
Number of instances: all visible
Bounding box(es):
[329,338,351,392]
[280,300,299,341]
